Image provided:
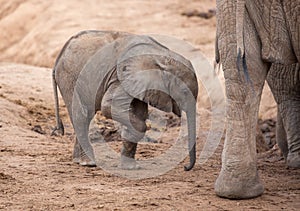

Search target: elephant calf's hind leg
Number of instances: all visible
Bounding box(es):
[73,137,96,167]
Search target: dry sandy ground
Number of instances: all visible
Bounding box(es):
[0,0,299,210]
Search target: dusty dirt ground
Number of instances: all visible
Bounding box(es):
[0,0,299,210]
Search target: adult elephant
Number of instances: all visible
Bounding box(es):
[215,0,299,199]
[52,30,198,171]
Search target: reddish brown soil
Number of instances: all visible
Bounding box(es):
[0,0,299,210]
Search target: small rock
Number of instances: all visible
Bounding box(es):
[142,136,158,143]
[181,8,216,19]
[31,125,46,134]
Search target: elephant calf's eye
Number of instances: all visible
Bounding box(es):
[183,88,189,95]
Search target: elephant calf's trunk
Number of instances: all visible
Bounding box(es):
[184,109,196,171]
[184,144,196,171]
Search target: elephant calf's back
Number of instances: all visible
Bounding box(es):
[54,30,130,115]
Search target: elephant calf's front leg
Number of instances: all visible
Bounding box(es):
[120,132,139,170]
[119,101,148,170]
[120,119,147,170]
[101,85,148,170]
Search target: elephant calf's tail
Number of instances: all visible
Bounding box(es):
[51,68,64,136]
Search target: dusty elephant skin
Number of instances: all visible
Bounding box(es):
[215,0,300,199]
[52,30,198,171]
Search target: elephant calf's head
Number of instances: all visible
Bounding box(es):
[116,35,198,171]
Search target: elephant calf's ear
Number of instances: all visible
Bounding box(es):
[117,60,177,114]
[117,62,165,99]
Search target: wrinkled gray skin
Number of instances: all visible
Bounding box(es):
[215,0,300,199]
[52,30,198,171]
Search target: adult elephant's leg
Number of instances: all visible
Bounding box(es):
[267,63,300,168]
[214,7,268,199]
[275,108,288,160]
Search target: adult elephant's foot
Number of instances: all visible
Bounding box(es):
[287,152,300,168]
[215,169,264,199]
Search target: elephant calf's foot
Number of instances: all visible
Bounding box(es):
[119,155,140,170]
[119,141,139,170]
[215,169,264,199]
[287,152,300,168]
[73,155,96,167]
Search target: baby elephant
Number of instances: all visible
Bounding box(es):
[52,30,198,170]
